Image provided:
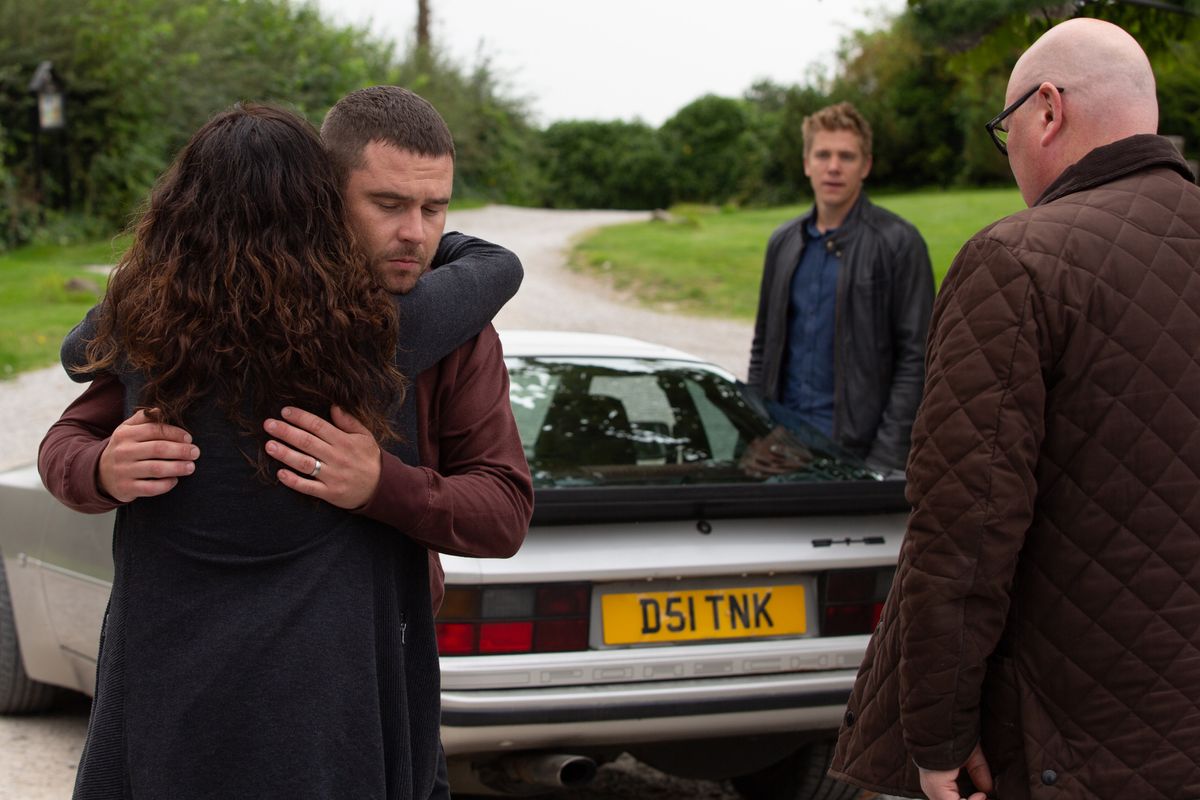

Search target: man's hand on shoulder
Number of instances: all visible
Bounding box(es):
[264,405,382,510]
[99,409,199,503]
[917,743,992,800]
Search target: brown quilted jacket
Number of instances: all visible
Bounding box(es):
[828,135,1200,800]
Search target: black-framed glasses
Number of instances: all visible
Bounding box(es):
[985,85,1065,155]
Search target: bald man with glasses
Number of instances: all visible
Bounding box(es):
[828,18,1200,800]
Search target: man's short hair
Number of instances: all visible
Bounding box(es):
[802,102,873,158]
[321,86,455,176]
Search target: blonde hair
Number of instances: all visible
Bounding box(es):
[802,102,873,158]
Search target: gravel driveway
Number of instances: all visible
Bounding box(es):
[0,206,763,800]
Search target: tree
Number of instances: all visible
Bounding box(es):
[1156,35,1200,155]
[0,120,39,249]
[0,0,542,245]
[829,17,961,188]
[907,0,1075,50]
[0,0,398,228]
[905,0,1200,182]
[660,95,768,204]
[744,81,831,204]
[908,0,1200,49]
[417,0,431,50]
[539,120,671,209]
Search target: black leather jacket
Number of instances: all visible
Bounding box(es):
[748,194,934,471]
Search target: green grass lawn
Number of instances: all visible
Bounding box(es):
[571,187,1026,319]
[0,237,127,378]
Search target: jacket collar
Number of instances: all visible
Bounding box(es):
[1035,134,1195,207]
[801,191,871,234]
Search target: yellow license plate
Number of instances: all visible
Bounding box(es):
[600,584,807,645]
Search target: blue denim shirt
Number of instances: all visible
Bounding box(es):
[780,219,838,436]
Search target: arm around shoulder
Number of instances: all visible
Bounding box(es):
[61,305,102,383]
[395,232,524,375]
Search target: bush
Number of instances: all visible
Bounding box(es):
[1157,37,1200,163]
[30,210,114,248]
[0,0,523,228]
[0,122,39,252]
[660,95,767,205]
[746,82,831,206]
[539,120,672,209]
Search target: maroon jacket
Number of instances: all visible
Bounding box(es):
[38,324,531,612]
[829,135,1200,799]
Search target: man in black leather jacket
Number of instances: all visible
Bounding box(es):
[748,102,934,473]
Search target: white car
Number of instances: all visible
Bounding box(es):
[0,331,907,800]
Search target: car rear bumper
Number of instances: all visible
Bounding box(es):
[440,665,858,756]
[439,634,867,754]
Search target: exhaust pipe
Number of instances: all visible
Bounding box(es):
[489,753,598,791]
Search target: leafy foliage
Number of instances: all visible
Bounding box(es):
[393,47,545,205]
[906,0,1200,178]
[1157,36,1200,158]
[829,16,962,188]
[741,81,831,205]
[907,0,1072,50]
[1,0,392,233]
[539,120,671,209]
[0,0,541,249]
[0,121,40,250]
[660,95,768,205]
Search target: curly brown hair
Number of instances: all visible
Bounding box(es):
[83,103,405,471]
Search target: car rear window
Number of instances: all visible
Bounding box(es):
[507,356,878,488]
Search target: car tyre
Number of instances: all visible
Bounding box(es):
[732,739,859,800]
[0,558,58,714]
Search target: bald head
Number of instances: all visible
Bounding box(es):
[1004,18,1158,203]
[1012,18,1157,139]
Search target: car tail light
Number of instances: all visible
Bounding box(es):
[436,623,475,655]
[479,622,533,653]
[436,584,591,656]
[820,567,893,636]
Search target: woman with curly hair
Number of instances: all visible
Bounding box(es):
[62,103,512,799]
[83,103,406,467]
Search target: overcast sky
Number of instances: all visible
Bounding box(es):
[314,0,907,127]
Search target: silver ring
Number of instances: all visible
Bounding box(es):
[309,459,322,479]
